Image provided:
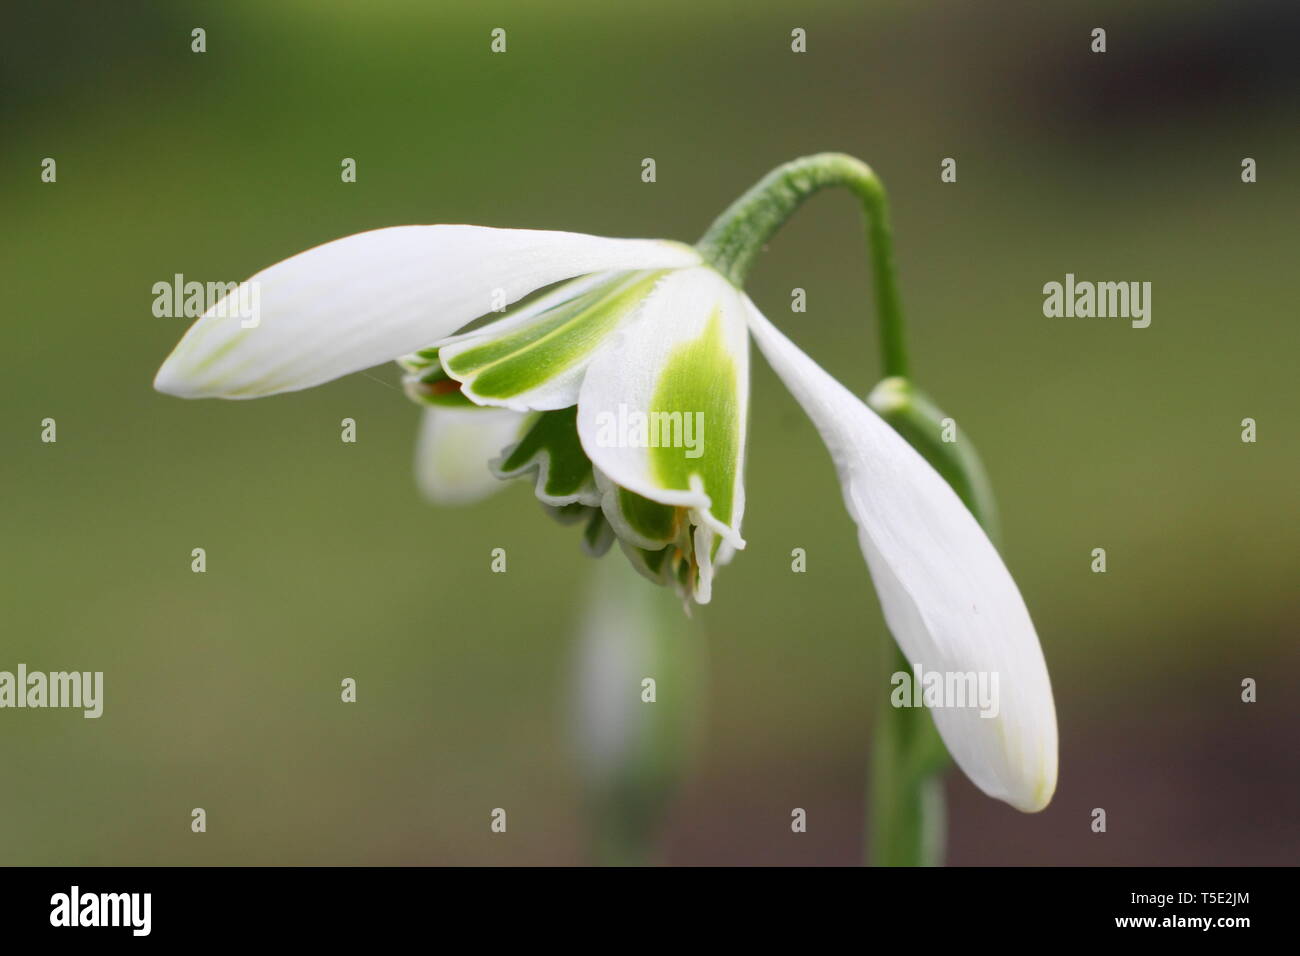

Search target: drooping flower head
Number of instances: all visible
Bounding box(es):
[155,154,1057,813]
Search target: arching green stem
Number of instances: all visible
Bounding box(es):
[695,152,909,378]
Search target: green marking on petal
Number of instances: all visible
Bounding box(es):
[447,271,666,400]
[403,371,477,408]
[397,346,443,374]
[675,554,693,589]
[615,487,680,546]
[641,545,673,576]
[494,406,598,504]
[540,504,615,556]
[581,508,615,557]
[620,539,674,586]
[647,311,741,531]
[186,334,243,375]
[400,347,484,406]
[615,522,706,604]
[543,502,593,526]
[406,385,478,407]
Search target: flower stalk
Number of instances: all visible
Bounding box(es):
[696,152,909,378]
[869,640,950,866]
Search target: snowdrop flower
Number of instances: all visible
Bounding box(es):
[154,153,1056,812]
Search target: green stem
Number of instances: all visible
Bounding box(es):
[869,642,948,867]
[696,152,909,378]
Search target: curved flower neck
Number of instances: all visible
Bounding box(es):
[694,152,909,379]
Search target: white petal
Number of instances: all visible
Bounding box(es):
[414,405,526,506]
[744,298,1057,812]
[576,267,749,551]
[154,226,701,399]
[692,523,717,605]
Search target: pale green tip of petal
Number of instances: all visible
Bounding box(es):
[1019,761,1058,814]
[153,335,272,400]
[1000,720,1058,813]
[153,358,259,400]
[153,354,215,399]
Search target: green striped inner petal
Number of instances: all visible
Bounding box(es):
[621,539,676,585]
[445,271,666,400]
[614,487,680,546]
[493,406,598,504]
[397,345,443,373]
[647,311,741,537]
[581,508,615,557]
[617,530,701,600]
[400,348,479,407]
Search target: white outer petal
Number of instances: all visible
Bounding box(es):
[744,298,1058,812]
[575,266,749,550]
[153,226,701,399]
[414,405,526,506]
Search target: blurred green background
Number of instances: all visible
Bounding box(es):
[3,0,1296,865]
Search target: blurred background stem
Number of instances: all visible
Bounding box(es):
[574,555,703,865]
[869,641,948,866]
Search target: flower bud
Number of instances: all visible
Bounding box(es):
[867,377,1000,545]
